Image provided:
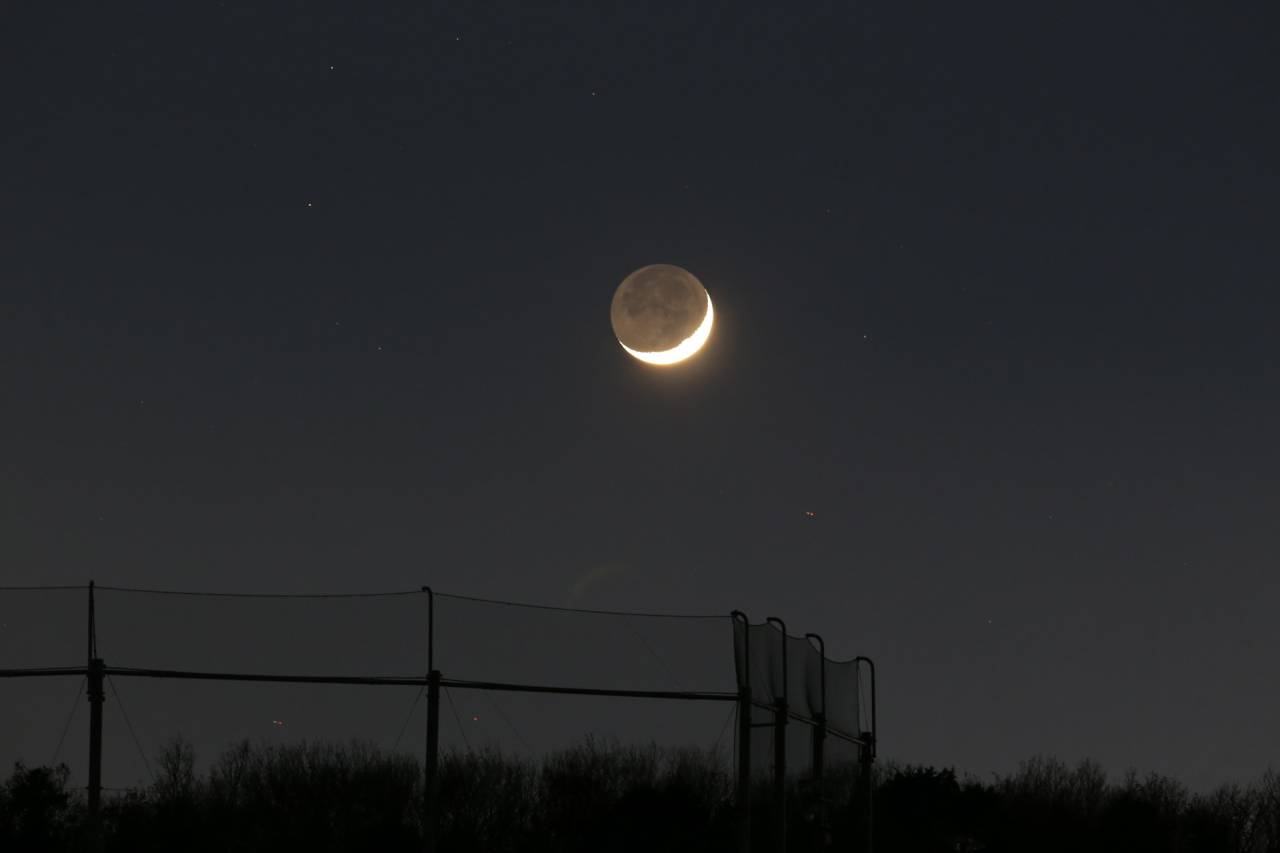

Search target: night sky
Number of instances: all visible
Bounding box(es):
[3,2,1278,792]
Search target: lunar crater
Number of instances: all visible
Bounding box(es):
[610,264,711,357]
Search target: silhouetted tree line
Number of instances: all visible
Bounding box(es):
[2,738,1278,852]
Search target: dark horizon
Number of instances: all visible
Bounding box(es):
[3,734,1279,852]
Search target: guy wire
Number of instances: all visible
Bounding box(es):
[107,673,154,782]
[392,683,427,752]
[50,676,87,766]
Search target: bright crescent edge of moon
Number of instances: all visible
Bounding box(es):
[619,294,715,365]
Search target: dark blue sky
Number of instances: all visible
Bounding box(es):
[2,1,1278,790]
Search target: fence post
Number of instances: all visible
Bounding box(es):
[422,586,439,852]
[86,581,104,853]
[737,684,752,852]
[767,617,788,853]
[810,720,827,852]
[773,700,787,852]
[855,656,876,853]
[731,610,752,853]
[810,717,825,790]
[805,633,827,852]
[857,738,873,853]
[424,669,441,851]
[87,658,104,847]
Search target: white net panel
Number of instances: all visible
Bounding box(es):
[824,658,864,740]
[732,617,868,797]
[746,713,820,780]
[732,620,863,735]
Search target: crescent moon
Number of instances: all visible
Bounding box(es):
[620,293,714,365]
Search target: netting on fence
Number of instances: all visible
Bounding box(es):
[433,592,732,692]
[1,585,745,790]
[1,587,93,784]
[732,619,864,739]
[93,586,429,676]
[2,581,875,853]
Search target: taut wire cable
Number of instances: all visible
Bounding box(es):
[443,686,471,751]
[106,673,154,782]
[391,683,427,752]
[50,676,86,766]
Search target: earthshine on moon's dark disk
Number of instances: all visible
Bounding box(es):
[610,264,714,365]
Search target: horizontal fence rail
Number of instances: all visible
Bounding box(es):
[0,582,877,853]
[0,666,88,679]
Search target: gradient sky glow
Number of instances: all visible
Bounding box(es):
[2,1,1278,792]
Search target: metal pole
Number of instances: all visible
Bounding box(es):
[731,610,751,853]
[87,659,104,829]
[856,739,872,853]
[854,657,876,762]
[422,586,439,853]
[767,617,788,853]
[424,669,441,852]
[87,580,97,661]
[855,657,877,853]
[422,586,434,674]
[806,633,827,851]
[805,634,826,783]
[86,581,104,853]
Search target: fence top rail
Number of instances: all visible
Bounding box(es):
[96,585,423,599]
[0,584,86,592]
[0,666,87,678]
[99,667,740,701]
[107,666,428,687]
[442,677,739,702]
[433,591,728,620]
[5,582,729,620]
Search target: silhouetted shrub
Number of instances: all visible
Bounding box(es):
[3,742,1279,852]
[0,762,81,852]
